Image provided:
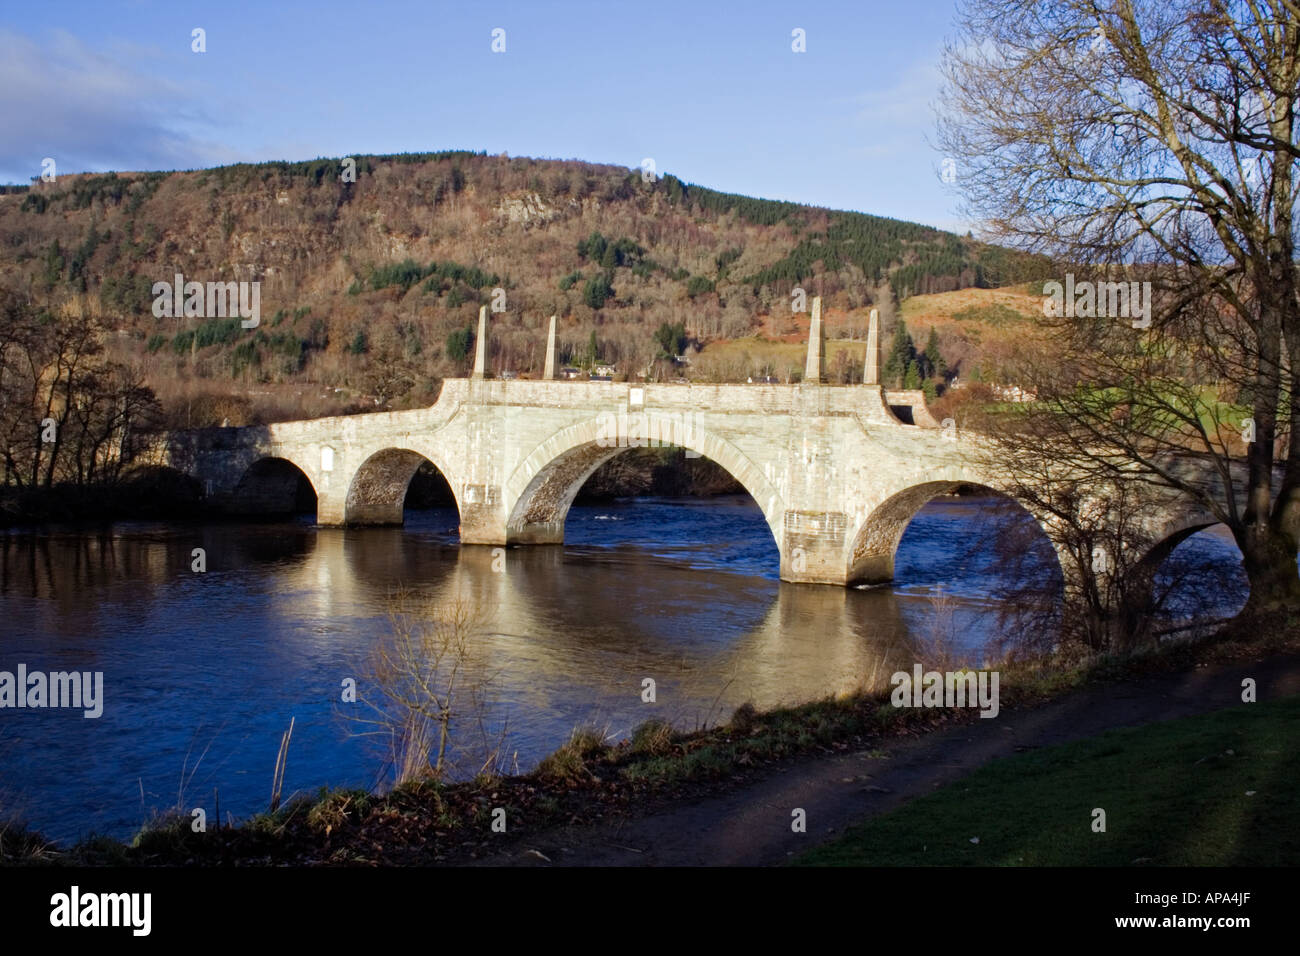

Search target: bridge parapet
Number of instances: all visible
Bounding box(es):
[457,377,902,421]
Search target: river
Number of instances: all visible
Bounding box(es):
[0,494,1245,843]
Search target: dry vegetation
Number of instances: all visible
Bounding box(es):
[0,153,1045,426]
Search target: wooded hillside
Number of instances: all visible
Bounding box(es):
[0,151,1043,426]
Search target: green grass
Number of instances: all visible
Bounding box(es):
[797,694,1300,866]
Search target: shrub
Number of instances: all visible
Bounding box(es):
[535,726,607,783]
[686,275,715,298]
[729,701,759,734]
[305,789,371,833]
[629,719,675,756]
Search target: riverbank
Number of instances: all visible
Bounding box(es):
[0,467,205,526]
[4,607,1297,867]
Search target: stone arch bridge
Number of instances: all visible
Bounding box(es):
[160,304,1223,590]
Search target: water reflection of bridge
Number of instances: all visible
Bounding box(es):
[263,528,955,713]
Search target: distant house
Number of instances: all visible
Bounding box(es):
[589,373,613,382]
[559,366,582,380]
[593,364,617,378]
[991,384,1037,403]
[747,375,779,384]
[499,370,518,380]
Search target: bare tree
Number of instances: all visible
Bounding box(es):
[938,0,1300,614]
[0,288,161,496]
[346,592,504,788]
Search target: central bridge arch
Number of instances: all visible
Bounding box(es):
[344,446,463,526]
[502,414,787,554]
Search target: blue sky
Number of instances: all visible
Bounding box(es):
[0,0,970,231]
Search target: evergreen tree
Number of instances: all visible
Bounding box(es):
[445,327,473,363]
[43,241,64,290]
[653,321,687,359]
[686,276,715,298]
[883,319,916,387]
[586,330,598,366]
[903,360,922,389]
[924,326,946,380]
[578,231,607,262]
[583,271,614,309]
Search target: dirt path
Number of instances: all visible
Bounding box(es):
[468,653,1300,866]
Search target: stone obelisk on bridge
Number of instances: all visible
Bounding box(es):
[864,307,880,385]
[472,305,488,379]
[803,296,825,383]
[543,315,557,379]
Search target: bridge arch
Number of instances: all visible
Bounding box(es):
[1123,515,1247,626]
[230,456,318,516]
[845,478,1064,587]
[502,414,786,553]
[1131,509,1227,572]
[343,447,462,527]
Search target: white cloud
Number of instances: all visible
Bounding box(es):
[845,58,945,129]
[0,30,239,182]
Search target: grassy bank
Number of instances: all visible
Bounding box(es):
[3,610,1298,866]
[797,694,1300,866]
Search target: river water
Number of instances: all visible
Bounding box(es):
[0,495,1245,842]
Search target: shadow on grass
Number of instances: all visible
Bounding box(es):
[795,694,1300,866]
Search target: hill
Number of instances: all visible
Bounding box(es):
[0,152,1046,427]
